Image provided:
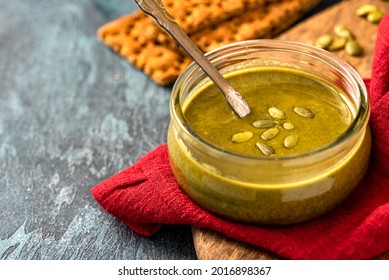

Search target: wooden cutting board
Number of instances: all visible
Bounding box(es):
[193,0,389,260]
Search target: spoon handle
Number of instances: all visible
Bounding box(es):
[133,0,250,118]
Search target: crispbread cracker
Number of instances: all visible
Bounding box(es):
[98,11,191,85]
[191,0,321,52]
[153,0,321,50]
[161,0,273,34]
[98,0,321,85]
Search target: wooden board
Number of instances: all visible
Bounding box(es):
[193,0,389,260]
[278,0,388,78]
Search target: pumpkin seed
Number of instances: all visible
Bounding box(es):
[268,107,286,119]
[252,119,276,129]
[231,131,253,143]
[345,40,363,56]
[261,127,279,141]
[283,122,295,130]
[314,34,333,49]
[367,10,385,23]
[284,135,299,149]
[293,106,315,118]
[256,142,274,156]
[356,4,379,16]
[328,37,347,51]
[333,25,354,39]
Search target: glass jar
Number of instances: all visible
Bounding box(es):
[167,40,371,225]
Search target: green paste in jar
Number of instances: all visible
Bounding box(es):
[168,66,371,224]
[183,67,354,156]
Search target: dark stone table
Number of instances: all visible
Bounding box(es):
[0,0,338,260]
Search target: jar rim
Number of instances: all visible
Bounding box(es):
[170,39,370,161]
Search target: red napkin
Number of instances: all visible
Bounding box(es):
[91,14,389,260]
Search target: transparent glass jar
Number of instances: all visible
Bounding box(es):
[167,40,371,225]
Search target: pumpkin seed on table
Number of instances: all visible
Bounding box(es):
[231,131,253,143]
[328,37,347,51]
[314,34,333,49]
[293,106,315,118]
[334,24,354,39]
[284,135,299,149]
[345,40,363,56]
[261,127,279,141]
[367,10,385,23]
[356,4,380,16]
[356,4,385,23]
[252,119,276,129]
[268,107,286,119]
[256,142,274,156]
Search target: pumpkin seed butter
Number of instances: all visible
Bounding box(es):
[167,66,371,224]
[183,67,353,156]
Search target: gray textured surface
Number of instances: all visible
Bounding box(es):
[0,0,196,260]
[0,0,338,260]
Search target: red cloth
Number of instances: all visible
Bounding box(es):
[91,14,389,260]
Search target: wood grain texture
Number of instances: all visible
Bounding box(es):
[278,0,389,78]
[193,0,389,260]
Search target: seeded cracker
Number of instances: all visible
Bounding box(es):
[192,0,321,52]
[160,0,274,35]
[98,11,192,85]
[98,0,320,85]
[149,0,272,46]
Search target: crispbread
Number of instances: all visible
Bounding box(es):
[98,11,191,85]
[191,0,321,52]
[161,0,273,34]
[98,0,321,85]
